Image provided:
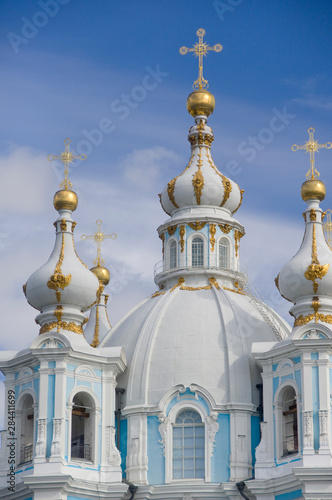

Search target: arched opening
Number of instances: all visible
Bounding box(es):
[19,394,34,464]
[282,386,298,456]
[218,238,230,269]
[172,409,205,479]
[170,240,177,269]
[191,237,204,268]
[71,392,94,461]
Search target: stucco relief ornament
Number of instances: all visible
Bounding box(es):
[303,410,313,448]
[206,411,219,458]
[106,426,121,466]
[319,410,329,447]
[158,414,170,456]
[51,418,62,456]
[35,418,47,458]
[255,422,268,462]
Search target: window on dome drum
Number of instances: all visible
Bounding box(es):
[71,393,93,461]
[282,387,298,456]
[170,240,177,269]
[19,394,34,465]
[219,238,230,269]
[172,410,205,479]
[191,237,204,267]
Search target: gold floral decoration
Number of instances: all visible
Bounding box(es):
[192,148,204,204]
[304,223,329,293]
[218,224,232,234]
[302,212,306,223]
[188,221,206,231]
[293,296,332,326]
[205,148,233,207]
[23,283,27,297]
[309,209,316,222]
[47,232,72,301]
[234,230,245,258]
[167,225,177,236]
[209,224,216,252]
[179,226,185,253]
[60,219,67,231]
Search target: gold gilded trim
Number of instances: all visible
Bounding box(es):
[23,283,27,297]
[304,223,329,293]
[234,230,244,258]
[209,224,216,252]
[233,190,245,215]
[179,226,185,253]
[39,320,84,335]
[309,209,316,222]
[205,148,233,207]
[72,235,89,269]
[188,221,206,231]
[151,290,167,298]
[302,212,306,222]
[167,150,195,208]
[218,224,232,234]
[192,148,204,204]
[60,219,67,231]
[159,232,165,255]
[222,285,245,295]
[91,307,99,348]
[167,225,177,236]
[169,276,221,292]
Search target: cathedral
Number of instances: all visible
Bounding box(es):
[1,29,332,500]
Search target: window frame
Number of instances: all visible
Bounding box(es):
[168,238,178,270]
[187,234,208,269]
[274,382,300,461]
[218,236,231,269]
[163,401,212,484]
[67,389,99,464]
[16,391,36,466]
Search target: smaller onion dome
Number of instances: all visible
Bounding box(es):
[160,107,243,216]
[277,179,332,325]
[25,188,100,335]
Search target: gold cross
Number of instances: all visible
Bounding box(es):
[81,219,117,266]
[324,209,332,250]
[179,28,222,90]
[291,127,332,180]
[48,138,87,190]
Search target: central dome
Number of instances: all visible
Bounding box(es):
[101,286,290,408]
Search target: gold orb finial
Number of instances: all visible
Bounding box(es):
[90,264,110,286]
[301,179,326,202]
[186,89,215,117]
[53,189,78,211]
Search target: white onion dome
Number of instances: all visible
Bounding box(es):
[24,189,101,335]
[84,265,112,348]
[160,89,243,216]
[276,179,332,325]
[101,285,290,408]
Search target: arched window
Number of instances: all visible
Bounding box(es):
[170,240,177,269]
[219,238,230,269]
[282,387,298,456]
[19,394,34,464]
[71,393,94,461]
[172,410,205,479]
[191,237,204,268]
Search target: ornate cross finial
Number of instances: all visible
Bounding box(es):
[291,127,332,180]
[48,138,86,190]
[81,219,117,266]
[179,28,222,90]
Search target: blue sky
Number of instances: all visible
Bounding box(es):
[0,0,332,364]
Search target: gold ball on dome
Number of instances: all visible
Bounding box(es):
[90,265,110,286]
[53,189,78,211]
[301,179,326,202]
[186,90,215,117]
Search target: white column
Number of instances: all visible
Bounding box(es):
[126,413,148,484]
